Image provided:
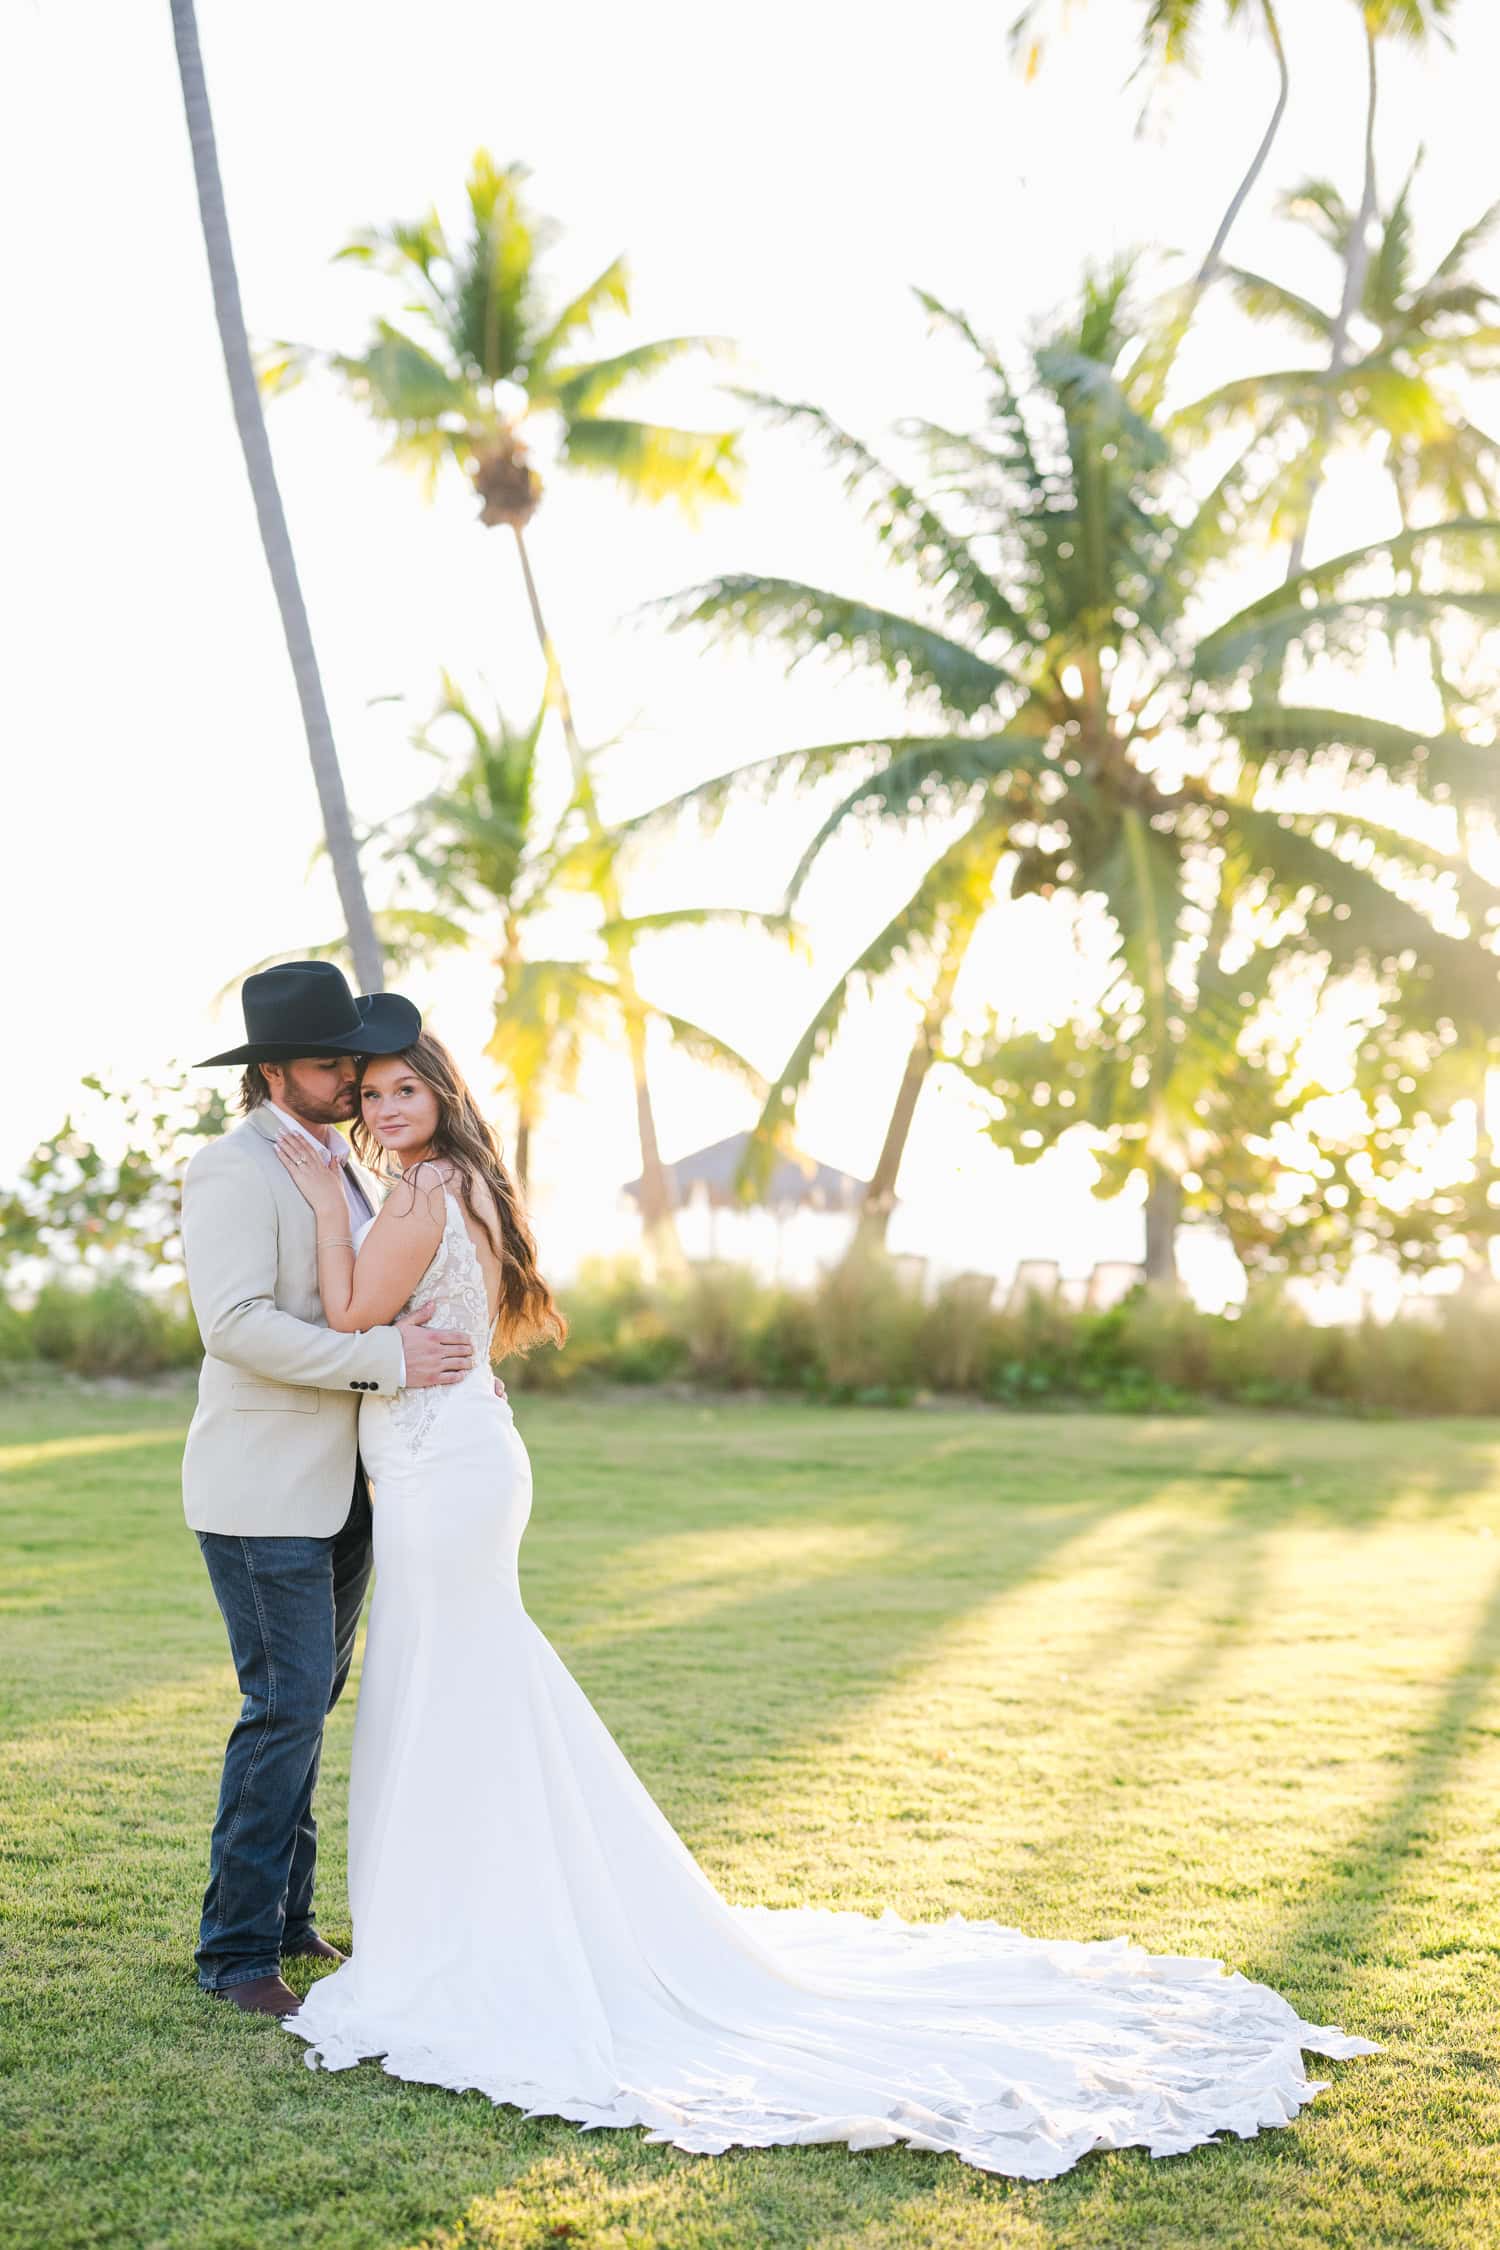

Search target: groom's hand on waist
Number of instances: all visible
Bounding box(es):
[397,1303,475,1388]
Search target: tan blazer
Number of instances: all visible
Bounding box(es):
[181,1109,404,1535]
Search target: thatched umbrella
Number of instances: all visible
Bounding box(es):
[623,1133,866,1217]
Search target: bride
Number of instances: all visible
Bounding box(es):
[273,1030,1375,2181]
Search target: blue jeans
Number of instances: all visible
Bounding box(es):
[194,1470,372,1990]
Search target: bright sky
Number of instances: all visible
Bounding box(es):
[5,0,1499,1296]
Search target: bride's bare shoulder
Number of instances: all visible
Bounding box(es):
[451,1169,503,1262]
[374,1158,453,1233]
[404,1157,459,1192]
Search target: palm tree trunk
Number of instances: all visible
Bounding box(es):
[167,0,383,993]
[1284,15,1379,583]
[509,525,680,1255]
[624,1006,674,1238]
[1138,0,1288,415]
[850,913,971,1258]
[1420,586,1496,1288]
[1143,1163,1181,1288]
[1196,0,1290,285]
[852,1037,932,1257]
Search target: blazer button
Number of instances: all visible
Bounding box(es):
[349,1381,359,1389]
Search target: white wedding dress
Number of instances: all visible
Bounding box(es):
[287,1192,1376,2179]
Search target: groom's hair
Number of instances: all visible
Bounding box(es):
[238,1064,271,1114]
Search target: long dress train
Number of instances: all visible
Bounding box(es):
[286,1195,1376,2180]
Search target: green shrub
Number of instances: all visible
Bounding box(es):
[811,1249,926,1395]
[917,1274,1000,1393]
[29,1277,200,1376]
[664,1262,781,1388]
[0,1298,38,1365]
[13,1255,1500,1414]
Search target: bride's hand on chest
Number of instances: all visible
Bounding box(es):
[274,1134,348,1217]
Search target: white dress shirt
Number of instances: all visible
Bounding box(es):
[267,1103,377,1231]
[267,1103,403,1380]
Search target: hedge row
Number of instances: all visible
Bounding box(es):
[502,1255,1500,1415]
[6,1258,1500,1414]
[0,1278,203,1376]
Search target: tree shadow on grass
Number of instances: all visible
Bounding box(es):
[1252,1548,1500,2011]
[17,1402,1500,2250]
[544,1489,1171,1868]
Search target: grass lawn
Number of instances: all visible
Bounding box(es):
[3,1382,1499,2250]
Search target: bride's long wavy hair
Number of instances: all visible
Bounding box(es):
[352,1032,566,1357]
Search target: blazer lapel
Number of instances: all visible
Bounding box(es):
[245,1106,373,1232]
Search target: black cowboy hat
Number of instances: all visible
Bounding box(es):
[197,961,422,1066]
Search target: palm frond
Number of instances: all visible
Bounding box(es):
[326,321,475,427]
[653,576,1011,717]
[451,152,554,382]
[527,254,632,377]
[781,735,1047,905]
[1228,702,1497,804]
[738,811,1010,1168]
[731,387,1028,641]
[1196,518,1500,675]
[1199,589,1500,678]
[1220,265,1333,342]
[1424,197,1500,290]
[559,418,743,513]
[651,1012,768,1094]
[1227,801,1500,1028]
[1170,365,1325,441]
[598,906,803,953]
[218,906,471,1000]
[485,957,614,1101]
[1033,340,1168,474]
[1088,809,1185,1046]
[1275,175,1351,249]
[1273,804,1500,931]
[256,339,319,398]
[1158,421,1282,594]
[542,335,735,419]
[332,214,454,325]
[619,732,1019,842]
[910,288,1049,504]
[1366,161,1420,327]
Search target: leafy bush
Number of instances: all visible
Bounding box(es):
[27,1278,200,1376]
[0,1299,38,1365]
[10,1256,1500,1414]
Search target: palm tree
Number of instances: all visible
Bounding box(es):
[1009,0,1291,291]
[1276,0,1460,577]
[261,152,744,1250]
[1182,159,1500,1269]
[1185,164,1500,539]
[954,855,1496,1281]
[651,264,1500,1284]
[166,0,383,991]
[371,680,771,1196]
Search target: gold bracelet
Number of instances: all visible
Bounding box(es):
[317,1235,353,1249]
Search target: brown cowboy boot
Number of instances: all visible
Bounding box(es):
[214,1974,302,2017]
[283,1934,346,1965]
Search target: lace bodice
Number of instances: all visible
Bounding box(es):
[369,1190,498,1453]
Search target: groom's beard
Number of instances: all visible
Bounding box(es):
[279,1080,360,1129]
[302,1090,360,1127]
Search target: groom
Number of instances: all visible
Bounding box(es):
[183,962,478,2016]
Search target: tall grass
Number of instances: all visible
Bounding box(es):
[512,1257,1500,1416]
[5,1258,1499,1414]
[3,1278,200,1378]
